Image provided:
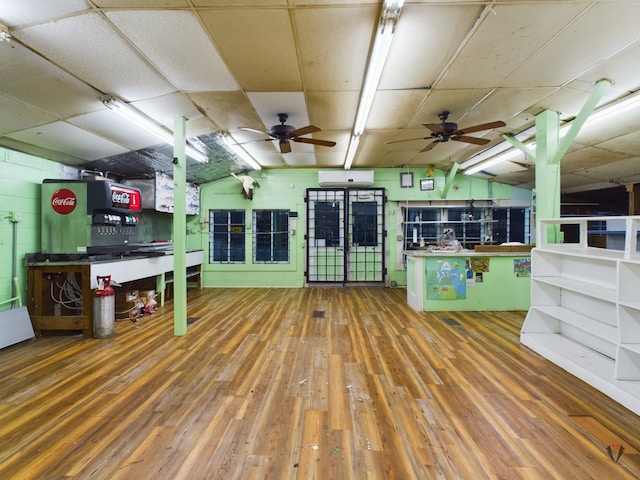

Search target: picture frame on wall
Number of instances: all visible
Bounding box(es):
[420,178,435,191]
[400,172,413,188]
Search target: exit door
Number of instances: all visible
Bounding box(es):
[306,188,386,285]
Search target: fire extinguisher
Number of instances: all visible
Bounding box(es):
[93,275,115,338]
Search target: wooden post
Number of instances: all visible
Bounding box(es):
[626,183,640,215]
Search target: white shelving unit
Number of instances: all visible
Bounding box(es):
[521,216,640,415]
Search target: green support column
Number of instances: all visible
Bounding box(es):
[173,117,188,336]
[534,110,562,244]
[503,80,610,244]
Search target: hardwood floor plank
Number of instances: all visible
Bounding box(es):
[0,288,638,479]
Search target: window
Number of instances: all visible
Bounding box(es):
[352,201,379,246]
[492,208,530,244]
[209,210,245,263]
[401,206,531,252]
[448,208,483,246]
[314,201,342,247]
[404,208,441,248]
[254,210,290,263]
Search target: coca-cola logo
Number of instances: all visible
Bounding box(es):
[112,191,130,205]
[110,187,141,211]
[51,188,77,215]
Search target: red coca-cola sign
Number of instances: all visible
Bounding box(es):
[110,186,141,211]
[51,188,77,215]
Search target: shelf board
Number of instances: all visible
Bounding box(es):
[533,305,617,343]
[521,332,640,416]
[537,245,626,260]
[619,299,640,311]
[619,343,640,355]
[533,276,616,303]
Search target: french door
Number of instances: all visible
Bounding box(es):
[306,188,386,285]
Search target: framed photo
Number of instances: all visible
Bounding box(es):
[400,172,413,188]
[420,178,435,191]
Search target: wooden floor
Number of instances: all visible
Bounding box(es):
[1,287,639,479]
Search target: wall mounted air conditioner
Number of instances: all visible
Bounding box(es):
[318,170,374,187]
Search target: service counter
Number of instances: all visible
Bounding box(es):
[26,250,203,337]
[405,246,532,312]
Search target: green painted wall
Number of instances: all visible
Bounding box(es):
[0,149,71,311]
[197,168,531,288]
[0,147,531,298]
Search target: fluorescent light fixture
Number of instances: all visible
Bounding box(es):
[102,95,208,163]
[0,22,10,42]
[585,91,640,124]
[463,90,640,176]
[344,0,404,169]
[344,135,361,170]
[460,126,535,174]
[221,133,262,171]
[463,146,528,175]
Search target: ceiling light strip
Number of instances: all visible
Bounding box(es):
[221,133,262,171]
[344,0,404,169]
[102,95,208,163]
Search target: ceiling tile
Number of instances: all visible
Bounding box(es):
[189,91,262,132]
[129,93,205,127]
[247,92,309,130]
[594,131,640,156]
[0,96,57,135]
[199,8,301,91]
[0,42,106,118]
[444,3,586,89]
[94,1,190,7]
[6,121,129,161]
[295,6,377,91]
[305,91,358,131]
[367,90,431,130]
[0,0,87,26]
[408,89,496,128]
[69,109,167,150]
[14,12,174,101]
[106,10,238,92]
[380,4,482,90]
[505,2,640,88]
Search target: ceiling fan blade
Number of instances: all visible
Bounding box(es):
[422,123,447,134]
[293,137,336,147]
[453,135,491,145]
[289,125,321,137]
[420,140,440,152]
[455,120,506,135]
[385,136,431,145]
[240,127,269,135]
[238,138,272,145]
[280,141,292,154]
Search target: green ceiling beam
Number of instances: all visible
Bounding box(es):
[440,162,459,199]
[553,79,611,163]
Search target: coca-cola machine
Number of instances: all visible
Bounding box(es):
[41,179,142,255]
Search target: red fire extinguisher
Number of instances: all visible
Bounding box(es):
[93,275,115,338]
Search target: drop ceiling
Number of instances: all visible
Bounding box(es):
[0,0,639,192]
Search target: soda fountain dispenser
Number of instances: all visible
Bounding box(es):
[41,179,142,255]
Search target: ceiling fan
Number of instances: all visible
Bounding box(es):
[240,113,336,154]
[386,111,506,152]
